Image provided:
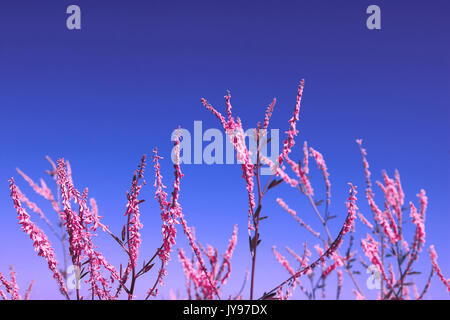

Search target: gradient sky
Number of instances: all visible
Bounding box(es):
[0,1,448,299]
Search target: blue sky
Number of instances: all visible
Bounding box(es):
[0,0,448,299]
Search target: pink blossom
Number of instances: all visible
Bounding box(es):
[361,233,393,292]
[0,272,14,299]
[56,160,119,299]
[394,170,405,206]
[9,178,69,299]
[410,202,426,249]
[314,244,326,267]
[15,185,56,235]
[429,245,450,292]
[353,289,366,300]
[260,154,299,188]
[285,246,312,275]
[417,189,428,218]
[278,80,305,166]
[309,147,331,204]
[272,246,296,277]
[302,141,309,174]
[358,212,373,229]
[8,267,21,300]
[123,156,146,270]
[356,139,372,189]
[16,168,61,216]
[221,225,238,285]
[152,145,182,285]
[286,184,358,280]
[202,94,256,234]
[322,252,348,278]
[263,98,276,130]
[178,248,216,299]
[377,171,402,223]
[276,198,320,238]
[343,183,358,235]
[367,191,399,244]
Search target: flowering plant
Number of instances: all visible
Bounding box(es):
[2,81,448,300]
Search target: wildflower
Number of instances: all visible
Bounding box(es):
[358,212,373,229]
[124,155,146,269]
[263,98,276,130]
[285,245,312,276]
[272,246,296,277]
[260,155,299,188]
[9,178,69,299]
[276,198,320,238]
[309,147,331,204]
[278,80,305,166]
[302,141,309,174]
[202,93,256,233]
[410,202,426,249]
[361,233,392,292]
[353,289,366,300]
[221,225,238,285]
[429,245,450,292]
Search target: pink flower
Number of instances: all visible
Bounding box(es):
[322,252,348,278]
[0,271,14,300]
[221,225,238,285]
[356,139,372,189]
[358,212,374,229]
[56,160,119,299]
[8,267,21,300]
[278,80,305,166]
[260,155,299,188]
[202,93,256,233]
[367,191,399,244]
[429,245,450,292]
[285,246,312,275]
[276,198,320,238]
[178,248,216,299]
[15,185,56,235]
[272,246,296,277]
[309,147,331,204]
[16,168,61,216]
[263,98,276,130]
[353,289,366,300]
[150,136,187,289]
[361,233,393,292]
[9,178,69,299]
[124,156,146,270]
[410,202,426,249]
[302,141,309,174]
